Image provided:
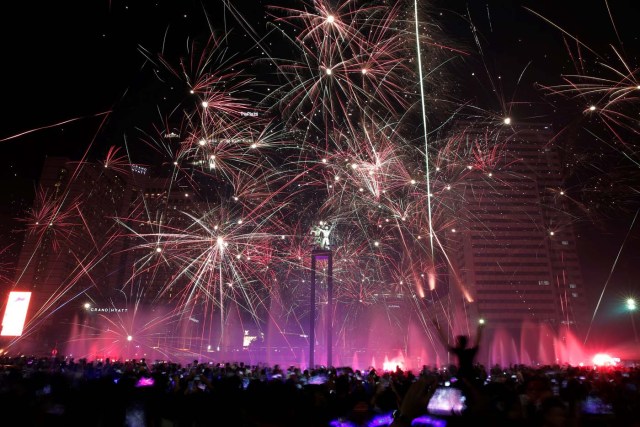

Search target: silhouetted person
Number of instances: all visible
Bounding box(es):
[432,319,485,383]
[431,319,486,418]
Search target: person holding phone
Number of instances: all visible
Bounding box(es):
[431,318,485,385]
[389,376,438,427]
[431,317,486,418]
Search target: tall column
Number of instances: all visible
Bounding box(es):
[310,249,333,368]
[310,255,316,368]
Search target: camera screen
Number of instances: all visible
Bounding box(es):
[427,387,466,416]
[309,374,328,385]
[582,395,613,415]
[135,377,155,387]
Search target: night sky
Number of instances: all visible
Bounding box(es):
[1,0,639,350]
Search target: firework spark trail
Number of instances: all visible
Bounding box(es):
[532,5,640,229]
[101,145,134,176]
[584,209,639,345]
[13,287,93,348]
[0,245,16,285]
[531,5,640,151]
[117,170,291,342]
[414,0,435,261]
[9,80,138,300]
[18,190,82,252]
[541,59,640,114]
[524,7,600,58]
[18,247,107,345]
[0,112,111,143]
[265,0,417,138]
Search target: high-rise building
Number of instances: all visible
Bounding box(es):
[444,122,588,352]
[7,156,230,356]
[113,171,197,306]
[10,157,132,352]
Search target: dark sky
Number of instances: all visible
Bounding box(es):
[1,0,639,349]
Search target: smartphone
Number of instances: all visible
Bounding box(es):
[309,374,328,385]
[427,386,466,416]
[135,377,155,387]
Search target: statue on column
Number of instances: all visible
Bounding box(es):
[312,222,332,249]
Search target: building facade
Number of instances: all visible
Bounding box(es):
[445,122,588,352]
[9,157,132,352]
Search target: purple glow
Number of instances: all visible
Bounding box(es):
[411,415,448,427]
[135,377,155,387]
[367,413,393,427]
[329,419,357,427]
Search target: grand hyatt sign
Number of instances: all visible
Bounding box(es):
[88,307,128,313]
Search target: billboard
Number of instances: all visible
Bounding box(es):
[1,291,32,336]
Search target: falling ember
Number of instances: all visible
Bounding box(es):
[462,288,474,303]
[416,282,425,298]
[427,268,436,291]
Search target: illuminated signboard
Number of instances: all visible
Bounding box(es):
[1,291,32,336]
[88,307,128,313]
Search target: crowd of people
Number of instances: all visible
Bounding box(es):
[0,353,637,427]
